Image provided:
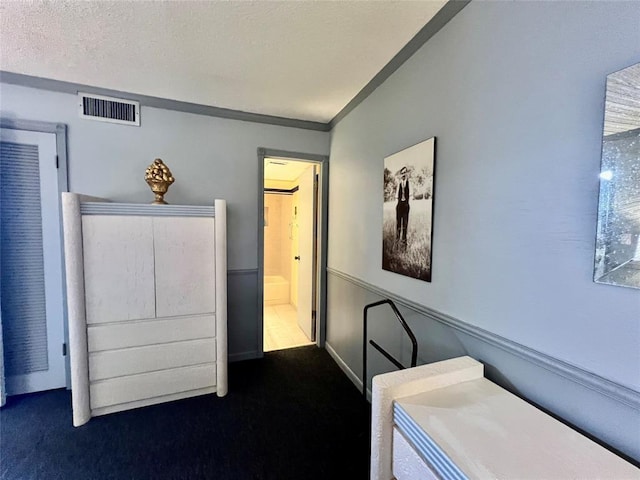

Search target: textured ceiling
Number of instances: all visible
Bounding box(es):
[0,0,447,123]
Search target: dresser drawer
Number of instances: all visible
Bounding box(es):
[392,427,440,480]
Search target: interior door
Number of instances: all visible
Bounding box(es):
[290,191,299,308]
[0,128,66,395]
[296,165,316,341]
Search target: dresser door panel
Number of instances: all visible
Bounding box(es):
[82,215,156,324]
[153,217,216,318]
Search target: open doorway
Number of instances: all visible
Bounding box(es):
[258,149,328,353]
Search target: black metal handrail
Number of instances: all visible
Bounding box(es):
[363,299,418,397]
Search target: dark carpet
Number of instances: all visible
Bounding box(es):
[0,346,371,480]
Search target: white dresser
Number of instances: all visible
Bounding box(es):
[62,194,227,427]
[370,356,639,480]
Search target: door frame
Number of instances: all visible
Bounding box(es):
[257,148,329,354]
[0,118,70,389]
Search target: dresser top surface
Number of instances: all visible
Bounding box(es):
[395,377,639,479]
[80,201,215,217]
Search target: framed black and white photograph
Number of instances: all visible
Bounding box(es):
[382,137,436,282]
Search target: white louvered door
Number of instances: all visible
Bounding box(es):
[0,128,66,395]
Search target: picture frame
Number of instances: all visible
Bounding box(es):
[382,136,436,282]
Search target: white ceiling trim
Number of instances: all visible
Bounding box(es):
[0,70,329,131]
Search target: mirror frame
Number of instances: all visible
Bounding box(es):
[593,62,640,290]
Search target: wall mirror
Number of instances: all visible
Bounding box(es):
[593,62,640,289]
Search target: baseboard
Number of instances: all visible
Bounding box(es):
[325,342,367,398]
[229,351,261,363]
[228,268,259,276]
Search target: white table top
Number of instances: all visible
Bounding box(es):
[395,377,640,479]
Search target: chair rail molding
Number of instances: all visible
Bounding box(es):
[327,267,640,410]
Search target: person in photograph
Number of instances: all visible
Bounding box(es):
[396,166,410,245]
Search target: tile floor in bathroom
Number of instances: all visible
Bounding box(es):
[263,303,314,352]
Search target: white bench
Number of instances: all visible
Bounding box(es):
[370,356,639,479]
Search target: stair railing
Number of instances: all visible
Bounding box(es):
[363,299,418,397]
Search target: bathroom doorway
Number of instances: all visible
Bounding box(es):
[258,149,328,353]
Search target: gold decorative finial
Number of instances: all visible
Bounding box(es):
[145,158,175,205]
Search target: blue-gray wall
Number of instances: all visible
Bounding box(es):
[326,1,640,461]
[2,0,639,463]
[0,83,330,360]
